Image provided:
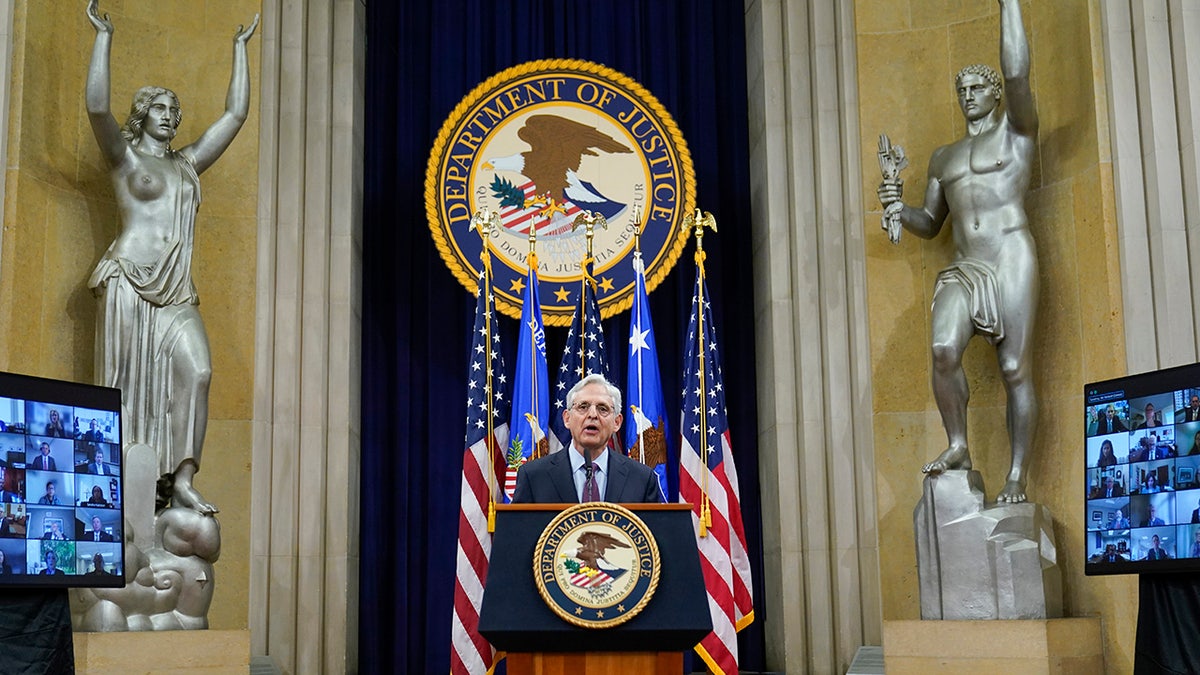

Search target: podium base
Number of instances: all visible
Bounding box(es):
[73,629,249,674]
[507,651,681,675]
[883,618,1102,674]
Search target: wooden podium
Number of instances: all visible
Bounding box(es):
[479,504,711,675]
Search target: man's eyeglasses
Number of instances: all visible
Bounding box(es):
[570,401,614,417]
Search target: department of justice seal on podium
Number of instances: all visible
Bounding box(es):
[533,503,661,629]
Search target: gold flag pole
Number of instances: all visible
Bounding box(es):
[524,220,543,463]
[571,211,608,372]
[684,209,717,537]
[469,207,501,532]
[630,204,646,464]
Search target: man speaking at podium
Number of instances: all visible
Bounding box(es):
[513,374,663,504]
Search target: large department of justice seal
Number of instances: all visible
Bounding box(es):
[533,503,661,629]
[426,59,695,326]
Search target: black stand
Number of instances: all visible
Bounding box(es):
[1134,572,1200,674]
[0,588,75,673]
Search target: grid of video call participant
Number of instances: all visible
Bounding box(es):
[1085,389,1200,563]
[0,397,122,577]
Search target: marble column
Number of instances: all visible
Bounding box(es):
[744,0,882,672]
[249,1,364,673]
[1101,0,1200,370]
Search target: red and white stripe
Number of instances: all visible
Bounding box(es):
[679,430,754,675]
[498,182,582,237]
[570,570,614,588]
[450,423,508,675]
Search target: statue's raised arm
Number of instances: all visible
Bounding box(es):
[999,0,1036,137]
[182,14,259,174]
[84,0,124,168]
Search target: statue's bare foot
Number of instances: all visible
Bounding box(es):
[173,482,219,516]
[996,480,1027,504]
[922,445,971,474]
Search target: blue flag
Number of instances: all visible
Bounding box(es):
[550,254,611,452]
[505,259,549,499]
[624,250,669,500]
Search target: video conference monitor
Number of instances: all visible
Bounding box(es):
[0,371,124,587]
[1084,362,1200,576]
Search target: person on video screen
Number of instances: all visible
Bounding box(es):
[86,515,114,542]
[1144,534,1170,560]
[0,549,12,574]
[513,374,663,504]
[1141,505,1165,527]
[37,480,61,506]
[81,445,115,476]
[1097,439,1118,468]
[1107,508,1130,529]
[1142,474,1162,494]
[81,419,106,443]
[1182,395,1200,422]
[1136,402,1162,430]
[1091,476,1124,499]
[1096,405,1127,435]
[30,442,57,471]
[1100,544,1125,563]
[1190,531,1200,558]
[82,485,113,508]
[42,521,67,541]
[45,409,68,438]
[0,461,22,504]
[84,552,113,576]
[39,549,64,575]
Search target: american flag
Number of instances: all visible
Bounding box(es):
[678,265,754,675]
[450,270,510,675]
[550,254,611,451]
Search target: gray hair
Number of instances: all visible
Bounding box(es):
[955,64,1002,102]
[565,373,622,412]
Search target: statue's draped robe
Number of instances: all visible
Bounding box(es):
[89,151,208,478]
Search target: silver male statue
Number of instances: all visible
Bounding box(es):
[878,0,1038,503]
[73,0,257,631]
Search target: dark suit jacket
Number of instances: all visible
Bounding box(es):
[84,462,112,475]
[1182,408,1200,422]
[512,448,663,504]
[85,530,115,542]
[30,455,56,471]
[1142,517,1165,527]
[1096,417,1128,434]
[1191,508,1199,524]
[1146,547,1169,560]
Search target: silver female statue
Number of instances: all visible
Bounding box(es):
[878,0,1038,503]
[85,0,258,515]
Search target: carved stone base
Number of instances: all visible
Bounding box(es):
[883,618,1102,674]
[914,470,1062,620]
[73,628,249,674]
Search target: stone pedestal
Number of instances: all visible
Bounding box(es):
[73,628,249,674]
[915,470,1062,619]
[882,618,1103,674]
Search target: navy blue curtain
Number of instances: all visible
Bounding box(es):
[361,2,765,672]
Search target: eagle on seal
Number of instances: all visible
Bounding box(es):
[484,114,632,221]
[574,530,631,570]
